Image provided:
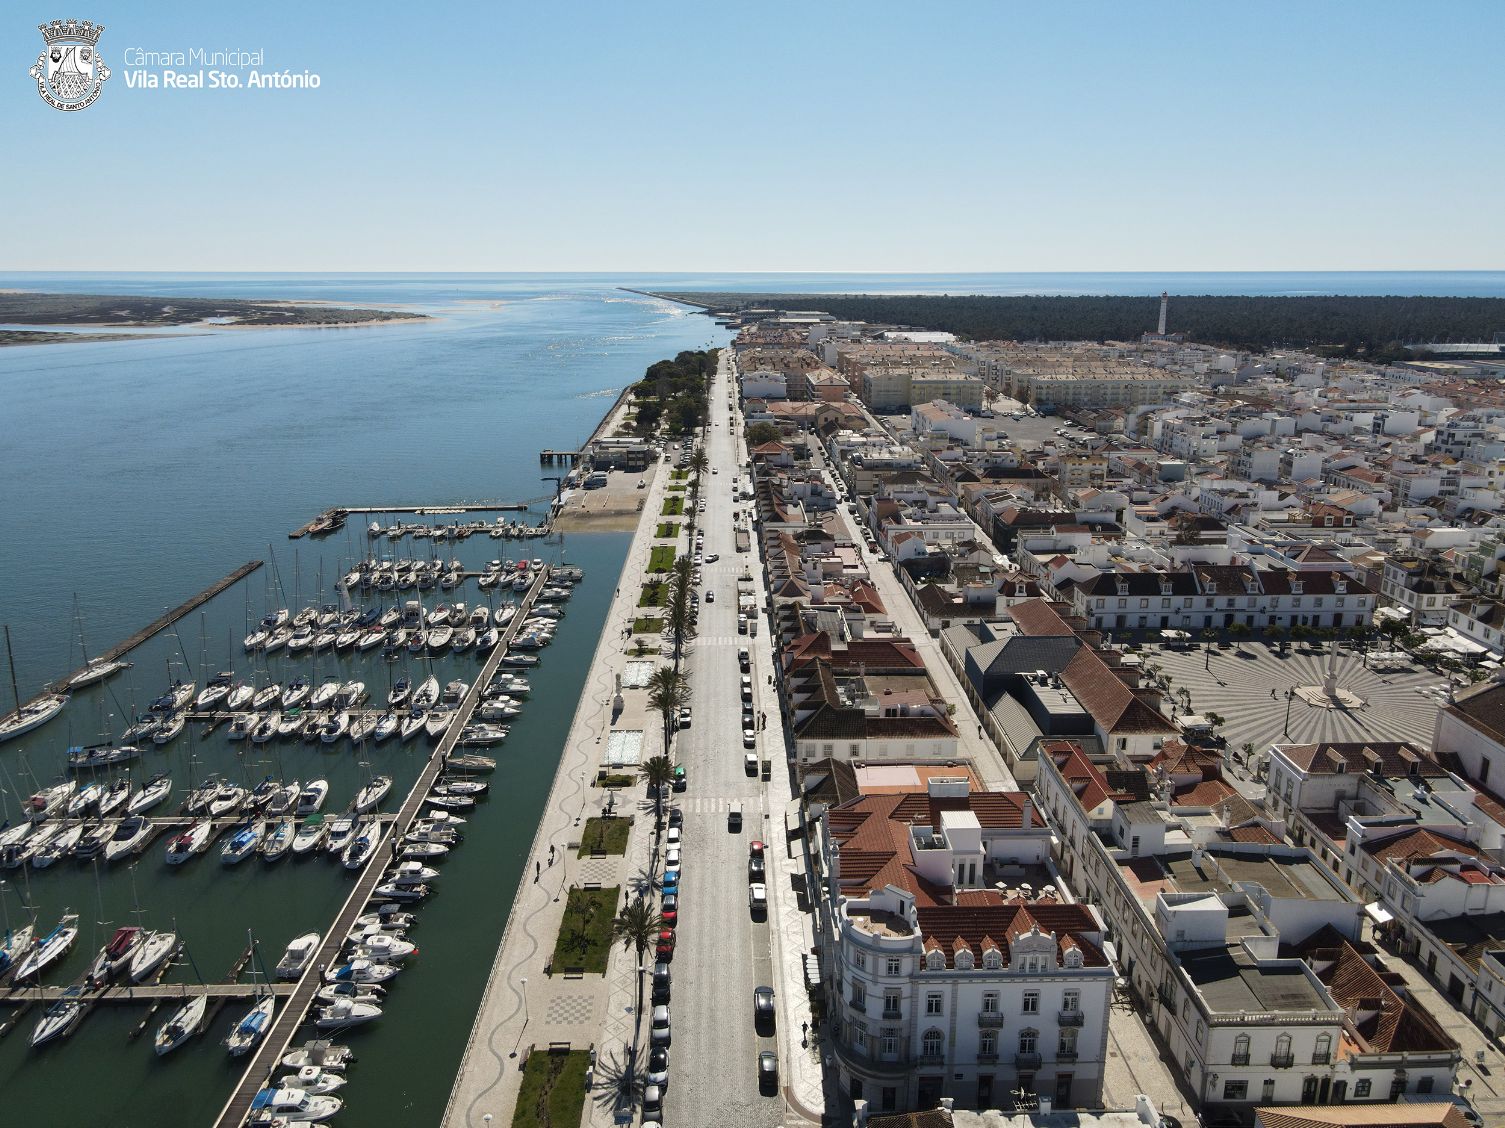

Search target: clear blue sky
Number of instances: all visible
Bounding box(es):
[6,0,1502,272]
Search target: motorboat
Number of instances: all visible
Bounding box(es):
[353,775,393,813]
[341,819,380,870]
[275,711,305,739]
[424,710,452,740]
[225,682,255,711]
[277,1064,348,1095]
[490,674,530,696]
[468,605,490,628]
[220,821,266,865]
[251,683,282,710]
[442,679,470,704]
[399,710,428,742]
[251,712,280,743]
[325,957,400,985]
[291,815,327,856]
[400,840,449,861]
[151,680,195,713]
[447,753,496,772]
[265,780,302,817]
[74,821,115,862]
[1,693,69,743]
[313,998,381,1031]
[31,823,84,868]
[152,712,186,745]
[475,697,520,720]
[425,792,474,811]
[458,724,508,745]
[338,681,366,707]
[261,818,295,862]
[14,912,80,982]
[276,931,322,979]
[417,809,465,830]
[96,777,132,817]
[353,907,415,932]
[225,994,276,1056]
[195,673,234,710]
[316,981,384,1007]
[165,820,214,865]
[372,881,430,902]
[66,742,141,770]
[435,777,488,797]
[154,993,207,1056]
[295,779,329,815]
[207,783,250,818]
[286,626,316,653]
[500,653,538,668]
[30,988,86,1048]
[320,712,350,744]
[384,861,438,887]
[282,677,311,710]
[323,815,356,856]
[309,677,342,710]
[104,816,154,863]
[67,656,132,689]
[26,781,77,822]
[281,1039,354,1071]
[86,925,143,984]
[126,772,172,815]
[227,713,254,741]
[404,821,461,845]
[412,675,440,710]
[373,712,399,741]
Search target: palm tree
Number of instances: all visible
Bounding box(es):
[611,896,666,1077]
[646,667,689,759]
[666,557,697,670]
[641,755,674,827]
[690,446,709,480]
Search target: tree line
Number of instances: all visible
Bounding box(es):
[631,349,718,437]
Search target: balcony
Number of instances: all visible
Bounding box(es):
[977,1051,999,1063]
[1231,1054,1250,1067]
[848,999,866,1015]
[1057,1011,1084,1027]
[1057,1050,1078,1062]
[918,1053,945,1067]
[978,1011,1004,1027]
[881,1008,903,1021]
[1015,1052,1043,1069]
[1271,1053,1294,1069]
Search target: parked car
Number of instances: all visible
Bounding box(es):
[646,1045,669,1087]
[749,856,765,881]
[749,839,765,859]
[757,1050,778,1089]
[655,930,676,959]
[749,883,767,913]
[642,1082,664,1117]
[652,961,671,1003]
[671,767,687,792]
[650,1005,671,1045]
[706,553,719,563]
[667,807,683,828]
[665,826,681,846]
[705,590,714,602]
[743,728,756,748]
[745,752,758,775]
[665,845,681,868]
[754,985,775,1020]
[738,648,750,671]
[677,706,691,728]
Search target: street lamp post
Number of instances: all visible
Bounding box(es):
[1283,687,1296,738]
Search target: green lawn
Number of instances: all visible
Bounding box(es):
[578,816,631,857]
[639,582,667,608]
[511,1049,590,1128]
[551,886,619,974]
[670,469,690,481]
[666,482,687,493]
[655,522,680,538]
[648,546,677,572]
[661,496,684,516]
[633,616,663,634]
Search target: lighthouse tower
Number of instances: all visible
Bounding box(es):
[1157,292,1169,337]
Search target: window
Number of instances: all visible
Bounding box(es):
[853,951,867,972]
[822,743,834,756]
[980,1030,997,1055]
[922,1028,944,1058]
[1313,1034,1331,1065]
[926,993,943,1015]
[983,949,1002,970]
[1023,990,1039,1014]
[1064,947,1083,968]
[926,950,945,971]
[1355,1079,1372,1098]
[883,990,900,1016]
[1261,1079,1275,1102]
[1063,989,1079,1014]
[955,949,975,970]
[886,957,902,977]
[1232,1034,1250,1066]
[1273,1033,1292,1065]
[851,982,866,1009]
[1058,1027,1077,1055]
[1019,1028,1037,1054]
[880,1030,898,1056]
[1223,1080,1248,1101]
[982,991,999,1014]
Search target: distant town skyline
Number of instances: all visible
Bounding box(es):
[9,0,1503,272]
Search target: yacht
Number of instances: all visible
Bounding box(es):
[400,840,449,861]
[500,653,538,668]
[353,907,415,932]
[248,775,281,810]
[412,675,440,710]
[68,782,104,818]
[276,931,322,979]
[225,683,255,711]
[425,710,452,740]
[206,783,250,818]
[96,777,132,817]
[442,679,470,704]
[165,821,214,865]
[263,626,293,652]
[85,925,143,984]
[372,881,430,902]
[227,713,254,741]
[458,723,508,745]
[24,781,76,823]
[151,680,195,713]
[386,678,411,708]
[129,929,179,982]
[406,628,428,653]
[309,677,342,710]
[66,742,141,770]
[313,998,381,1031]
[341,819,380,870]
[183,777,221,816]
[0,693,69,743]
[475,697,520,721]
[476,626,499,650]
[121,713,161,743]
[384,860,439,887]
[373,712,399,742]
[349,934,417,963]
[320,712,350,744]
[334,629,360,650]
[127,772,173,815]
[260,818,295,862]
[220,821,266,865]
[104,816,154,863]
[323,815,357,856]
[399,710,428,742]
[353,775,393,813]
[151,712,186,745]
[154,993,207,1056]
[451,627,476,653]
[281,1040,354,1072]
[265,780,302,817]
[31,823,84,868]
[195,673,234,710]
[357,627,386,650]
[67,657,131,690]
[448,753,496,773]
[251,683,282,710]
[74,821,115,862]
[225,994,276,1056]
[251,711,280,743]
[426,624,454,651]
[13,912,80,982]
[30,988,86,1047]
[295,779,329,815]
[282,677,312,710]
[276,711,305,739]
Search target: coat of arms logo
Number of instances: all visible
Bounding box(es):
[29,19,110,111]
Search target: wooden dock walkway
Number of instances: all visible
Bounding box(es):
[212,565,551,1128]
[290,502,532,539]
[0,982,300,1006]
[43,560,263,694]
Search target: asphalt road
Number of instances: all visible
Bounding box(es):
[661,356,786,1128]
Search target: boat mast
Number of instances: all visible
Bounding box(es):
[4,625,23,723]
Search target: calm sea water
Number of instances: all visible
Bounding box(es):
[0,270,1499,1124]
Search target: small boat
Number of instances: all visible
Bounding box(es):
[353,775,393,813]
[30,988,86,1048]
[309,677,342,710]
[220,821,266,865]
[316,981,384,1007]
[227,713,254,740]
[325,957,400,985]
[373,712,399,741]
[68,657,132,690]
[225,683,255,711]
[313,998,382,1031]
[104,816,153,863]
[436,777,488,797]
[341,819,380,870]
[400,840,449,861]
[196,673,234,710]
[251,711,280,743]
[126,772,173,815]
[206,783,249,818]
[353,908,414,932]
[73,821,115,861]
[251,683,282,710]
[291,815,328,856]
[165,820,214,865]
[501,653,539,668]
[129,930,178,982]
[282,677,311,709]
[320,712,350,744]
[442,679,470,704]
[372,881,430,902]
[447,753,496,772]
[276,931,322,979]
[152,712,186,745]
[32,823,84,868]
[0,693,70,743]
[151,681,195,713]
[278,1064,348,1095]
[281,1039,354,1071]
[225,994,276,1056]
[14,912,80,982]
[265,780,302,817]
[399,711,428,742]
[154,993,208,1056]
[261,819,295,862]
[96,777,132,817]
[386,678,411,708]
[425,710,452,740]
[324,815,356,856]
[66,742,141,770]
[412,676,440,710]
[458,724,508,745]
[295,779,329,815]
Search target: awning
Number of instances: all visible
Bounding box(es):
[1364,901,1394,924]
[785,798,805,838]
[804,953,821,990]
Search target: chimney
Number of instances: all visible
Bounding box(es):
[854,1098,870,1126]
[1021,795,1034,829]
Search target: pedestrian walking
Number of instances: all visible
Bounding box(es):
[535,860,541,883]
[1270,687,1277,698]
[549,844,556,865]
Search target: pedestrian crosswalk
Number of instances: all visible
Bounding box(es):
[672,794,766,815]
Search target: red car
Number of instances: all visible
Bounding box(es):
[661,893,679,927]
[749,840,765,859]
[655,929,677,958]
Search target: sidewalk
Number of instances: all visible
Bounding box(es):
[441,452,674,1128]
